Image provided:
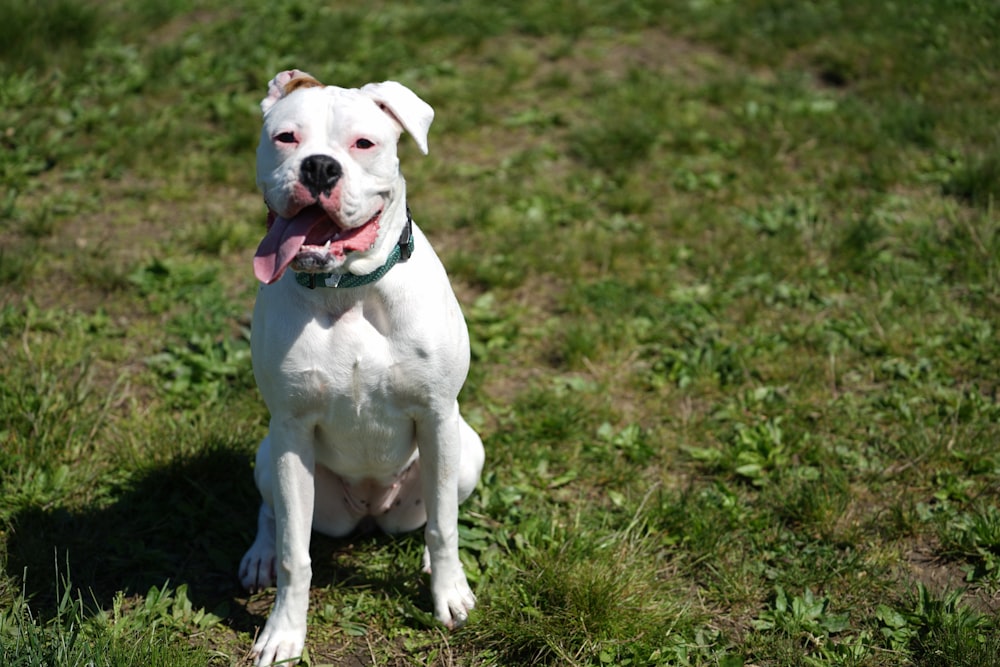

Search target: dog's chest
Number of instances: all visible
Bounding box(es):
[261,296,422,473]
[252,266,469,482]
[295,301,402,412]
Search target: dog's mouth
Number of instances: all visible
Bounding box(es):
[253,205,381,284]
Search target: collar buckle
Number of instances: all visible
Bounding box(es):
[399,208,413,262]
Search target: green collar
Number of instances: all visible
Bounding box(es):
[295,210,414,289]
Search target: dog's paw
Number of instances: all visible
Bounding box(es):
[432,574,476,629]
[239,542,277,592]
[251,623,306,667]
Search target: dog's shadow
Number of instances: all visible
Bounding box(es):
[5,440,260,630]
[5,439,432,635]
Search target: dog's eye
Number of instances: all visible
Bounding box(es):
[354,138,375,149]
[274,132,297,144]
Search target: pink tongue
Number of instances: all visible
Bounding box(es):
[253,209,327,284]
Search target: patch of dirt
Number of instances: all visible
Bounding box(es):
[140,7,240,47]
[536,27,726,85]
[904,539,1000,614]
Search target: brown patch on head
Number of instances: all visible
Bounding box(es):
[284,75,324,95]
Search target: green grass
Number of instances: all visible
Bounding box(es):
[2,0,999,665]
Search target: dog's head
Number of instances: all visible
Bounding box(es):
[253,70,434,285]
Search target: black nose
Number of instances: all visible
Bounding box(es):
[300,155,342,196]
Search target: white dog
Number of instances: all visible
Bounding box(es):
[238,70,485,666]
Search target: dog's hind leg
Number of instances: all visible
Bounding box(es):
[456,414,485,504]
[312,463,364,537]
[239,437,280,591]
[240,502,278,591]
[374,457,427,535]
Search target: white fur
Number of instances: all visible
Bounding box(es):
[240,73,484,666]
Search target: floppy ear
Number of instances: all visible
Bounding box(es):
[360,81,435,154]
[261,69,323,114]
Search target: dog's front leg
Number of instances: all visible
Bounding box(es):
[417,405,476,628]
[252,423,315,667]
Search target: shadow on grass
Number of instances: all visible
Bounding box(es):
[5,441,260,630]
[4,440,436,637]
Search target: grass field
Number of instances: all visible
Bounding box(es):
[1,0,999,665]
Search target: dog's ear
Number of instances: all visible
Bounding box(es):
[361,81,434,155]
[261,70,323,114]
